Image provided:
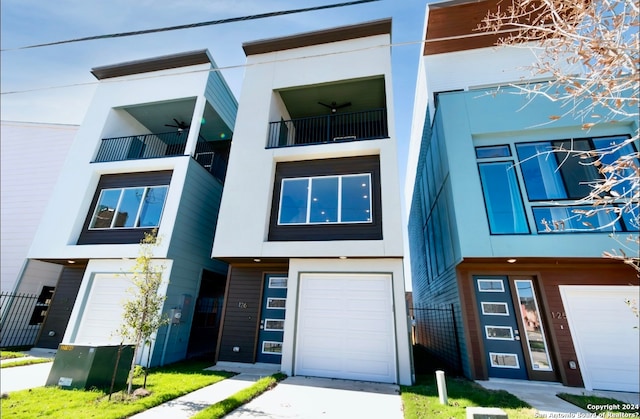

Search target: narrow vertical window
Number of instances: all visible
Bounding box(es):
[478,162,529,234]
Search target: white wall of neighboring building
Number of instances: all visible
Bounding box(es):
[213,34,404,259]
[27,65,213,262]
[1,121,77,293]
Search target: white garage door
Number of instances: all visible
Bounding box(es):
[74,274,132,345]
[295,273,396,383]
[560,286,639,392]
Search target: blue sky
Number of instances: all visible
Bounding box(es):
[1,0,429,288]
[1,0,428,173]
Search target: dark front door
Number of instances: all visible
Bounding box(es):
[187,270,226,359]
[256,274,288,364]
[474,276,528,379]
[474,276,557,381]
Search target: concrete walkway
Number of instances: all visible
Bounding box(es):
[224,375,403,419]
[477,378,640,416]
[0,348,56,393]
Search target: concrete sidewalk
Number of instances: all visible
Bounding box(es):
[477,378,640,416]
[0,348,56,393]
[224,375,403,419]
[128,372,265,419]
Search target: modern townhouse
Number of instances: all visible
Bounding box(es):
[14,50,237,366]
[405,0,639,392]
[211,19,413,385]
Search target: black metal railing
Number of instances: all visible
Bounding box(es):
[267,108,388,148]
[0,292,42,348]
[194,139,229,183]
[94,130,190,162]
[412,304,463,375]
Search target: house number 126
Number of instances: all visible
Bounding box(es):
[238,302,248,309]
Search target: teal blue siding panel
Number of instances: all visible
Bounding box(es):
[151,160,228,366]
[205,68,238,133]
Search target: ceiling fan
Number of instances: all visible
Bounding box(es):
[318,101,352,113]
[165,118,190,131]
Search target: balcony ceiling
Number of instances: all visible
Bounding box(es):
[279,76,386,119]
[124,98,232,142]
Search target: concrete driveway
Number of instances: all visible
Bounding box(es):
[223,375,404,418]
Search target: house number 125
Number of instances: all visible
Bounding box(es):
[551,311,566,319]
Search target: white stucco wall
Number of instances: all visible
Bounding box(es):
[1,121,77,293]
[213,34,404,259]
[26,65,213,261]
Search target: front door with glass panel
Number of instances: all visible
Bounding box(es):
[474,276,556,381]
[257,275,287,363]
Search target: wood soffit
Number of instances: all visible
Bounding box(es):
[242,18,392,56]
[91,49,213,80]
[424,0,513,55]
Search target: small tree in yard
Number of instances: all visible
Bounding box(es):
[479,0,639,271]
[116,229,169,395]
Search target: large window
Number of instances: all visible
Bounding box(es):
[278,174,372,225]
[268,156,382,241]
[90,186,168,229]
[475,135,637,234]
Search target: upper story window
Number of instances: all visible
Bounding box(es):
[278,174,372,225]
[77,171,173,245]
[90,186,168,229]
[268,156,382,241]
[475,135,638,235]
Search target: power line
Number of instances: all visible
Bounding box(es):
[1,0,380,52]
[1,39,425,96]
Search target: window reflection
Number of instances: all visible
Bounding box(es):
[515,280,553,371]
[90,185,168,229]
[278,174,372,225]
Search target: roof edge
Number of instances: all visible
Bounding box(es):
[91,49,213,80]
[242,18,392,56]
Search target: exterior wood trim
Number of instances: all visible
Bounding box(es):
[91,50,213,80]
[77,171,173,245]
[217,264,288,363]
[456,260,638,387]
[268,156,383,241]
[424,0,518,55]
[243,18,392,56]
[35,266,85,349]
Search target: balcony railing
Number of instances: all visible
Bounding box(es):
[267,108,388,148]
[93,130,229,183]
[94,130,189,162]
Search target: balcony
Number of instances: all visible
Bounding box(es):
[94,130,229,182]
[94,130,189,162]
[267,108,388,148]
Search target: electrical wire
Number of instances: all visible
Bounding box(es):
[0,0,379,52]
[1,39,426,96]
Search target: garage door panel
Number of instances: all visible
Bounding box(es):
[75,274,133,345]
[560,286,639,392]
[296,273,396,383]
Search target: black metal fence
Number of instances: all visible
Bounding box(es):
[413,304,463,375]
[267,108,388,148]
[0,292,42,348]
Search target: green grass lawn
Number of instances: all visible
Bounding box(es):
[1,358,53,368]
[401,374,537,419]
[1,350,27,360]
[0,360,233,419]
[192,373,287,419]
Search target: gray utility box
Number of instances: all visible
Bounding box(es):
[46,344,134,390]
